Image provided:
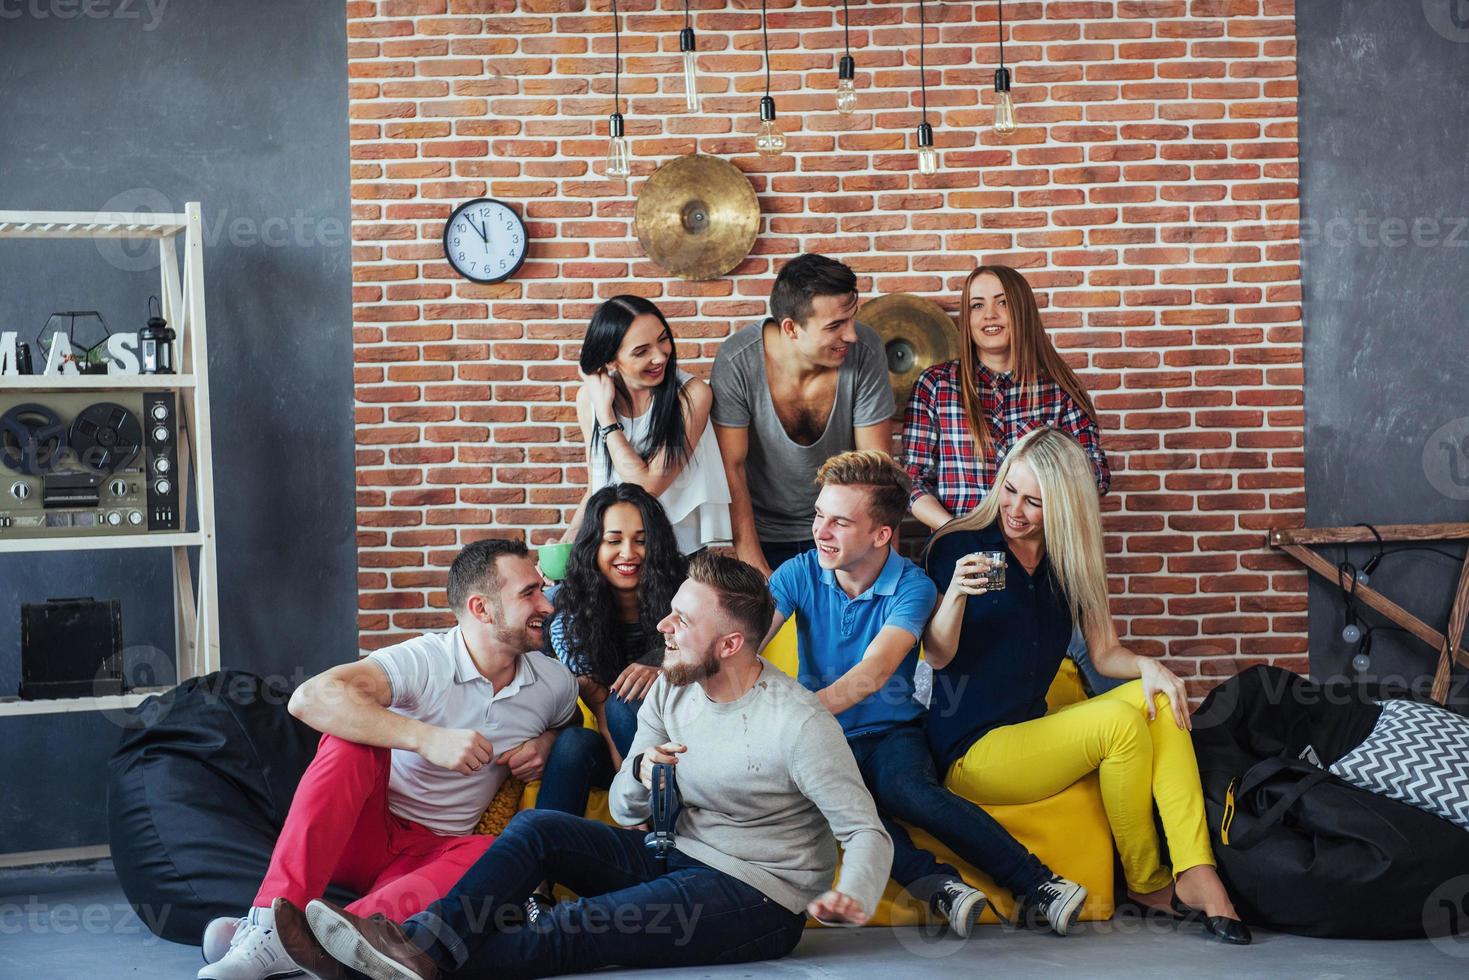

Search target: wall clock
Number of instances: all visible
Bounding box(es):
[443,198,528,284]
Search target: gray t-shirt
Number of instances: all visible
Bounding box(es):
[609,660,894,916]
[710,319,895,542]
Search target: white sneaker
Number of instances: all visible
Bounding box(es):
[197,906,302,980]
[930,878,988,939]
[1019,875,1088,936]
[201,915,246,964]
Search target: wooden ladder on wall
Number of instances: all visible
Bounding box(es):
[1269,522,1469,704]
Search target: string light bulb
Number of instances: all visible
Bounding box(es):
[992,0,1017,135]
[756,96,786,156]
[836,0,856,118]
[755,0,785,157]
[605,0,630,177]
[916,122,937,175]
[679,0,700,113]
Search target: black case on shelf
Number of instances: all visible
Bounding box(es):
[19,597,124,699]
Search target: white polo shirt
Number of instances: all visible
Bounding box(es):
[367,627,579,835]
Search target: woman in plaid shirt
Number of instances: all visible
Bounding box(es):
[900,264,1110,533]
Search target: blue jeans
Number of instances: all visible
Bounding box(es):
[1068,626,1125,694]
[536,694,642,817]
[847,723,1050,902]
[405,809,807,979]
[759,538,817,573]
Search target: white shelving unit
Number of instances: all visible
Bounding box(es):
[0,203,220,718]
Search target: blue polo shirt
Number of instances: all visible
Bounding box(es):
[769,547,938,738]
[923,522,1074,772]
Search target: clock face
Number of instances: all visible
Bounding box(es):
[444,198,528,284]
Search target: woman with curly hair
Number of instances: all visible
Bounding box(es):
[536,483,689,817]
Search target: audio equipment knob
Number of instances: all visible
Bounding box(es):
[128,510,144,526]
[154,456,171,474]
[109,478,129,497]
[152,425,169,443]
[106,511,123,527]
[150,403,169,421]
[155,479,172,496]
[9,481,29,501]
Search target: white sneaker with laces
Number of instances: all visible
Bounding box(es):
[197,906,302,980]
[930,878,988,939]
[1021,875,1088,936]
[201,915,246,964]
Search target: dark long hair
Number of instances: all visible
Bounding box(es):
[580,295,690,473]
[553,483,687,686]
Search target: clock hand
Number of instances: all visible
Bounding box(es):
[472,217,489,243]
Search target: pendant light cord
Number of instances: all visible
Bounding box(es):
[998,0,1006,70]
[762,0,771,100]
[612,0,621,115]
[842,0,851,57]
[919,0,928,121]
[684,0,690,32]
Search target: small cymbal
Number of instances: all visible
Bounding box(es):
[634,154,760,281]
[857,293,960,415]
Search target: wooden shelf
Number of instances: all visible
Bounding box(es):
[0,532,204,554]
[0,210,188,240]
[0,374,197,392]
[0,688,171,718]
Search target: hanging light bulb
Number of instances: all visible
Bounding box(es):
[837,55,857,117]
[756,95,786,157]
[913,0,938,173]
[605,0,630,177]
[993,67,1017,135]
[916,122,937,175]
[992,0,1017,135]
[1351,651,1373,674]
[836,0,856,119]
[754,0,784,157]
[679,0,700,114]
[606,111,630,177]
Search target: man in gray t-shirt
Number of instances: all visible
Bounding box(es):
[711,254,895,577]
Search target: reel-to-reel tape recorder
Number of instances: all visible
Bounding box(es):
[0,392,181,539]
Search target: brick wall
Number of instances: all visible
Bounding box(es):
[347,0,1307,695]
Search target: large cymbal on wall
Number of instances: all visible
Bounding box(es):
[857,293,960,416]
[635,154,760,281]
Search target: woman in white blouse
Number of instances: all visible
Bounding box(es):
[564,295,732,555]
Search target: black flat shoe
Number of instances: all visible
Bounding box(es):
[1117,895,1187,922]
[1170,896,1253,945]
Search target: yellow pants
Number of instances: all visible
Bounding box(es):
[946,679,1214,895]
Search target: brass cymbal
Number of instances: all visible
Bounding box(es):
[857,293,960,416]
[634,154,760,281]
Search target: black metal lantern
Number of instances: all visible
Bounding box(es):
[139,296,175,375]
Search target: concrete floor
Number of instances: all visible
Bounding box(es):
[3,862,1466,979]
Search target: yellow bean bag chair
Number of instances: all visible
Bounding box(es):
[510,617,1116,926]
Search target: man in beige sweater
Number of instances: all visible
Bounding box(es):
[299,552,894,980]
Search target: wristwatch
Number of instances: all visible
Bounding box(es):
[599,420,624,438]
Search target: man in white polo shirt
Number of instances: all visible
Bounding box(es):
[200,538,579,980]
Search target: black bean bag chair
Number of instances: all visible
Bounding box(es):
[1191,665,1469,939]
[107,670,354,944]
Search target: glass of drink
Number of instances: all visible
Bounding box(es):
[976,551,1007,591]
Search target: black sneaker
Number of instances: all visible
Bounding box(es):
[1018,875,1087,936]
[930,878,988,939]
[524,891,554,929]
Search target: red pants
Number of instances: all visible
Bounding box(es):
[254,734,495,920]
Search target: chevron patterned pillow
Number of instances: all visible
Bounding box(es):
[1327,698,1469,833]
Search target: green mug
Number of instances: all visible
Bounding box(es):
[538,541,574,582]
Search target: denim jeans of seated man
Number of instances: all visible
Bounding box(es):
[536,693,641,817]
[760,538,817,575]
[845,722,1050,905]
[405,809,807,978]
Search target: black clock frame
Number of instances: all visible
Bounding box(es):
[443,197,529,285]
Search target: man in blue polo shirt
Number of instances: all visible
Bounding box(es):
[762,450,1087,937]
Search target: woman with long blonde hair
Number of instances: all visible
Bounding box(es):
[921,426,1249,944]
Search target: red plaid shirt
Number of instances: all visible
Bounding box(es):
[900,360,1110,514]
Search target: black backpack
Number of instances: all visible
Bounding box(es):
[1191,665,1469,939]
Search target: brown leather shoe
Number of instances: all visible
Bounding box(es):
[304,899,440,980]
[272,897,347,980]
